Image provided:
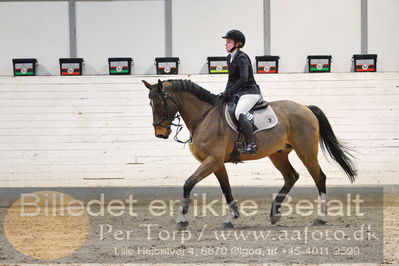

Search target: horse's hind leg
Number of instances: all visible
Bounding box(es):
[269,150,299,224]
[214,165,239,229]
[294,143,327,225]
[304,158,327,225]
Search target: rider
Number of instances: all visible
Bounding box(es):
[219,29,262,154]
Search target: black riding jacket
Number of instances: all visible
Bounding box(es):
[225,50,261,97]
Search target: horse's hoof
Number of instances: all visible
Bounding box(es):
[221,222,234,230]
[270,214,281,225]
[176,221,189,230]
[313,218,326,226]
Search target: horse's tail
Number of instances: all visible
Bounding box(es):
[307,105,357,183]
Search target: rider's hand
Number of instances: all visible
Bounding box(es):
[218,91,230,102]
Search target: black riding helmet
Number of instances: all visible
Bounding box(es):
[222,29,246,48]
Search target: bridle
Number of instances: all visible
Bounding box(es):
[151,84,220,144]
[151,86,192,144]
[151,88,180,129]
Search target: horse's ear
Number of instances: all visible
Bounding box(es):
[142,80,152,90]
[157,79,163,92]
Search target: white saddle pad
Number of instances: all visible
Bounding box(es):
[225,105,278,133]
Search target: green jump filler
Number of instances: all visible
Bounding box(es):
[207,57,228,74]
[353,54,377,72]
[12,58,37,76]
[307,55,332,73]
[59,58,84,76]
[255,56,280,74]
[155,57,180,75]
[108,57,133,75]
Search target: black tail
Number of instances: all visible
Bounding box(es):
[307,105,357,183]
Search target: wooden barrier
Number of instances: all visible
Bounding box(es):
[0,73,398,187]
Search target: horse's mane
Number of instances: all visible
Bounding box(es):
[167,79,219,105]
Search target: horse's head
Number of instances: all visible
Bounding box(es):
[142,79,179,139]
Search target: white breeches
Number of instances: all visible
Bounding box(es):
[235,94,262,120]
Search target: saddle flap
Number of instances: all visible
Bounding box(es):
[224,103,278,134]
[227,101,238,124]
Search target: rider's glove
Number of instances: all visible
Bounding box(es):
[218,91,230,102]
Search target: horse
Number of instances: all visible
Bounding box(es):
[142,79,357,230]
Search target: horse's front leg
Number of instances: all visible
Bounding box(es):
[214,165,240,229]
[177,156,220,230]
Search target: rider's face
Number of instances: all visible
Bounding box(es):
[225,38,236,53]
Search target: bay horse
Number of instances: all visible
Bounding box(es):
[142,79,357,229]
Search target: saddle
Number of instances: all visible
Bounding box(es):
[227,99,268,126]
[226,98,277,133]
[225,98,278,163]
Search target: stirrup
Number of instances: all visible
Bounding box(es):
[238,143,257,154]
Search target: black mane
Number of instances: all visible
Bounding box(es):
[167,79,219,105]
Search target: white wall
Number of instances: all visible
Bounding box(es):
[271,0,361,73]
[76,0,165,74]
[0,0,398,75]
[172,0,263,74]
[0,1,69,75]
[368,0,399,71]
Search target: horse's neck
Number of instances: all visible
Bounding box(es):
[175,92,214,134]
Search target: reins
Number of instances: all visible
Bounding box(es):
[154,84,224,145]
[172,103,220,145]
[217,101,225,139]
[172,114,191,144]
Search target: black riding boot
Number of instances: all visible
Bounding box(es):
[238,113,257,154]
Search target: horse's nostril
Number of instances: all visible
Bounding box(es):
[156,134,168,139]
